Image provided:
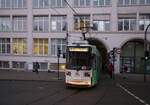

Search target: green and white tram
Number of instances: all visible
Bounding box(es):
[65,43,102,88]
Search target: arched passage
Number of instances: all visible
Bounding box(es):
[120,39,144,73]
[87,38,108,73]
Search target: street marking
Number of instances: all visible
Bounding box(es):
[117,83,149,105]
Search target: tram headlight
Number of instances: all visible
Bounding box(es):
[84,72,90,77]
[66,71,71,76]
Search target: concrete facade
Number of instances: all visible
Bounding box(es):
[0,0,150,73]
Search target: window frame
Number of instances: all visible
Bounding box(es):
[33,0,49,9]
[0,16,11,32]
[50,0,66,8]
[51,38,66,57]
[12,38,27,55]
[51,15,67,32]
[0,38,11,54]
[33,16,49,32]
[74,0,91,7]
[118,18,136,31]
[33,38,48,56]
[12,16,27,32]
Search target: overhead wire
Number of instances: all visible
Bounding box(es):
[63,0,78,15]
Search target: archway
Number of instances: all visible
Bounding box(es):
[120,39,144,73]
[87,38,108,73]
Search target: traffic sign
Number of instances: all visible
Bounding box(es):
[116,48,121,54]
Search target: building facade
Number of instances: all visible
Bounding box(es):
[0,0,150,73]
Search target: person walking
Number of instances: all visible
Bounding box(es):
[34,62,40,74]
[108,63,114,79]
[123,64,128,79]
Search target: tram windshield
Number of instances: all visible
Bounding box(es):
[66,50,91,70]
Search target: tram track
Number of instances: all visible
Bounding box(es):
[92,84,110,105]
[26,76,113,105]
[25,88,65,105]
[25,87,81,105]
[52,89,81,105]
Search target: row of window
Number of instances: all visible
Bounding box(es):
[0,14,150,32]
[0,0,26,8]
[0,0,111,9]
[0,61,65,70]
[118,0,150,6]
[0,38,66,56]
[1,0,150,9]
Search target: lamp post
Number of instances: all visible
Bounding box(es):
[144,24,150,82]
[57,47,61,80]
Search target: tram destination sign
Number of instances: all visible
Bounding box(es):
[68,47,89,52]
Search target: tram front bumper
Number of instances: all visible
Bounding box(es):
[66,80,91,87]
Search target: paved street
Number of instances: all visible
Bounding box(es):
[0,70,150,105]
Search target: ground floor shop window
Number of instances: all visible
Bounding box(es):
[33,62,48,71]
[0,61,9,69]
[50,63,65,71]
[12,61,25,69]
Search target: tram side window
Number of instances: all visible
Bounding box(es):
[91,54,96,70]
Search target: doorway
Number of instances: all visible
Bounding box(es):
[120,39,144,73]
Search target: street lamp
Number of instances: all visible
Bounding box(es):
[57,47,61,80]
[144,24,150,82]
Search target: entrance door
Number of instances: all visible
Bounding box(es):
[120,40,144,73]
[120,56,144,73]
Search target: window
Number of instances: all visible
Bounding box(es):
[13,38,27,54]
[93,20,110,31]
[74,15,90,31]
[12,0,26,8]
[33,0,49,8]
[139,0,150,5]
[139,0,145,4]
[92,14,110,31]
[33,38,48,56]
[0,0,11,8]
[36,62,48,69]
[51,15,67,32]
[118,14,136,31]
[13,16,27,32]
[50,0,66,8]
[131,0,137,4]
[93,0,111,6]
[0,16,11,32]
[50,63,65,70]
[51,38,66,56]
[12,61,25,69]
[139,14,150,31]
[0,38,10,54]
[118,0,137,6]
[0,0,26,9]
[33,16,49,32]
[118,19,136,31]
[0,61,9,68]
[74,0,91,7]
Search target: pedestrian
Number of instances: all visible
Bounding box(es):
[34,62,40,74]
[123,64,128,73]
[108,63,114,79]
[123,64,128,79]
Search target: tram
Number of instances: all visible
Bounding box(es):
[65,42,102,88]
